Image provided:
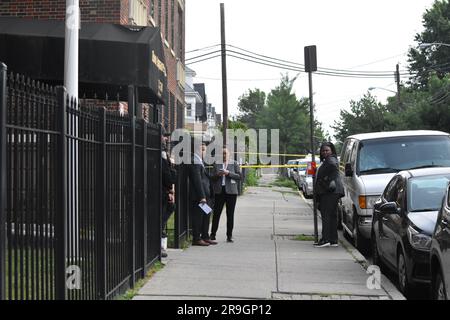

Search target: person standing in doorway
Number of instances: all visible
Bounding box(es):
[210,148,242,243]
[314,142,344,248]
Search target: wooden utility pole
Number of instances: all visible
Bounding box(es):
[220,3,228,147]
[395,63,401,107]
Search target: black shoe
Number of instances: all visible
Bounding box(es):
[210,234,216,241]
[226,238,234,243]
[330,241,339,247]
[314,239,330,248]
[161,249,168,258]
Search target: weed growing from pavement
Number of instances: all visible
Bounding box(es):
[294,234,315,241]
[117,261,165,300]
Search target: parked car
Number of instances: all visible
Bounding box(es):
[295,159,314,198]
[371,168,450,297]
[339,130,450,254]
[286,160,297,179]
[430,182,450,300]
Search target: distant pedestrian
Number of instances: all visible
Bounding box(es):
[187,140,217,246]
[210,147,242,243]
[314,142,344,248]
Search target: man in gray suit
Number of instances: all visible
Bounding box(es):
[210,148,242,242]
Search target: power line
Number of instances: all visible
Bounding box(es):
[185,50,222,62]
[186,54,221,65]
[186,44,220,54]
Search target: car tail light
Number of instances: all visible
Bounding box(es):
[307,161,316,176]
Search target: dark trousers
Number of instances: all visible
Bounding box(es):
[162,201,175,237]
[319,193,340,243]
[191,202,211,241]
[211,187,237,239]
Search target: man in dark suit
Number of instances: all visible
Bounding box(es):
[188,140,217,246]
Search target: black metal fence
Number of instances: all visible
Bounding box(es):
[0,64,163,300]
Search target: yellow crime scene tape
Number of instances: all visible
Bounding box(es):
[240,164,308,169]
[233,151,310,157]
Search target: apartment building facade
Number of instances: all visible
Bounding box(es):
[0,0,185,132]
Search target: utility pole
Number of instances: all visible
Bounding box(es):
[304,45,318,244]
[220,3,228,147]
[395,63,401,107]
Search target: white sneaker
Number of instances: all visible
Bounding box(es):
[314,240,330,248]
[330,242,339,247]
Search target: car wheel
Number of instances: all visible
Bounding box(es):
[433,269,447,300]
[397,250,411,297]
[353,212,370,255]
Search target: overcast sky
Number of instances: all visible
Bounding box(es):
[185,0,435,139]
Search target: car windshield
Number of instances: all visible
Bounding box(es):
[408,174,450,212]
[357,135,450,175]
[297,161,308,172]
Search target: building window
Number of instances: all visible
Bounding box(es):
[177,101,184,129]
[150,0,155,19]
[129,0,148,26]
[170,93,175,132]
[178,4,184,60]
[158,0,162,27]
[165,0,169,41]
[186,103,192,117]
[170,0,175,48]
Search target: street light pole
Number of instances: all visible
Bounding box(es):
[220,3,228,148]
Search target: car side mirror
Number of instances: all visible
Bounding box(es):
[345,163,353,177]
[379,202,399,215]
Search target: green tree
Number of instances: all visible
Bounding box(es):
[256,75,322,164]
[386,74,450,132]
[332,93,387,143]
[236,89,266,129]
[408,0,450,88]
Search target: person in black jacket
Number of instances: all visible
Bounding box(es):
[161,129,177,257]
[314,142,344,248]
[188,140,217,246]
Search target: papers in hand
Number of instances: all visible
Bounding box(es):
[199,202,212,215]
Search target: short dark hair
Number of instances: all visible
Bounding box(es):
[319,141,337,162]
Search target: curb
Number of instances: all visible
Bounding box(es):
[338,231,406,300]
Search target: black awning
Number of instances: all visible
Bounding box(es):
[0,16,167,104]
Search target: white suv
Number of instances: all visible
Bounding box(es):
[339,130,450,254]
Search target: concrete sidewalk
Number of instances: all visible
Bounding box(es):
[134,174,405,300]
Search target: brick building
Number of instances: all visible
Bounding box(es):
[0,0,185,132]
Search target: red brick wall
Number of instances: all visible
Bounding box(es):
[0,0,122,23]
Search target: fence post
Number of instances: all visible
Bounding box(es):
[142,122,147,274]
[96,107,107,299]
[0,63,7,300]
[128,85,136,288]
[55,86,68,300]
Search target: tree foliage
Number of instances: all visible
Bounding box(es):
[408,0,450,88]
[236,89,266,129]
[332,93,387,143]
